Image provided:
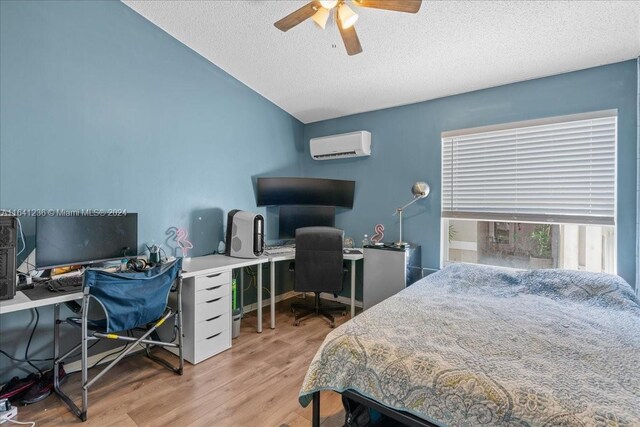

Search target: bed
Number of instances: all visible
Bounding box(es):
[299,263,640,427]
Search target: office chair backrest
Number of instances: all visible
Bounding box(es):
[83,258,182,333]
[294,227,344,293]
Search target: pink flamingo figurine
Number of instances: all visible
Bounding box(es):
[167,226,194,258]
[371,224,384,244]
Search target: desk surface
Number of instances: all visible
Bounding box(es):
[1,252,364,315]
[267,251,364,262]
[181,255,268,279]
[0,290,83,315]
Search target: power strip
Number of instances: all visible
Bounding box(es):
[0,407,18,424]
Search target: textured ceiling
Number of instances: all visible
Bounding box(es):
[123,1,640,124]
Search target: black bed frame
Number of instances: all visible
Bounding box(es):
[311,390,441,427]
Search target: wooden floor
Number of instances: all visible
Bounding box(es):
[17,299,349,427]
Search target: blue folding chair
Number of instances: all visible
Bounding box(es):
[53,258,183,421]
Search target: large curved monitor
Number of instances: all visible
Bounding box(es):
[256,177,355,208]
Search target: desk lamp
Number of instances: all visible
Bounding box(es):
[393,181,430,247]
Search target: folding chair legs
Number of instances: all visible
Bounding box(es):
[145,344,182,374]
[144,287,184,375]
[90,312,174,387]
[53,302,88,421]
[53,280,184,422]
[177,285,184,375]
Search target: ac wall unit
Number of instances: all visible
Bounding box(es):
[310,131,371,160]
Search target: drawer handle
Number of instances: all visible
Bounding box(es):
[205,285,223,291]
[206,332,222,340]
[206,273,222,278]
[206,297,222,303]
[206,315,222,322]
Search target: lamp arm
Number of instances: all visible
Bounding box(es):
[400,195,422,211]
[392,195,422,215]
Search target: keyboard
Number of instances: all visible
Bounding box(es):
[343,249,362,255]
[48,275,83,292]
[264,246,362,256]
[264,245,295,255]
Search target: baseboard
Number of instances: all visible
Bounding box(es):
[241,290,298,314]
[241,291,362,314]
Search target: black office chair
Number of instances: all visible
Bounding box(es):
[290,227,347,328]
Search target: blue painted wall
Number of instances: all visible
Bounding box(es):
[0,0,302,382]
[302,60,639,288]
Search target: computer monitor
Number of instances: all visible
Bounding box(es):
[256,177,355,208]
[278,206,335,240]
[36,214,138,269]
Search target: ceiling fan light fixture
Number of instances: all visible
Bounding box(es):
[338,3,358,29]
[319,0,338,9]
[311,7,330,29]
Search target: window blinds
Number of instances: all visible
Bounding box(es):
[442,112,616,225]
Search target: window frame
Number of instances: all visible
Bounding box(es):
[440,110,618,272]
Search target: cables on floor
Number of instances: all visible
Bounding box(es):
[89,345,130,370]
[0,418,36,427]
[1,307,97,377]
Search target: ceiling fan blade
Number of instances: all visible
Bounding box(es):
[352,0,422,13]
[274,1,321,32]
[338,24,363,56]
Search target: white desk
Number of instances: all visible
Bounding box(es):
[183,251,363,332]
[0,256,270,367]
[1,251,364,329]
[0,257,264,316]
[1,252,364,366]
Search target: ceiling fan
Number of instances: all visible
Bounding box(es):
[274,0,422,56]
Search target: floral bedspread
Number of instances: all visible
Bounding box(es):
[299,263,640,426]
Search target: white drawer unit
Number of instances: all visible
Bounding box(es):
[195,283,229,304]
[194,313,228,341]
[194,328,231,364]
[179,270,232,364]
[195,295,229,323]
[194,272,229,291]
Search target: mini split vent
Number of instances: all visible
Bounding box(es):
[310,131,371,160]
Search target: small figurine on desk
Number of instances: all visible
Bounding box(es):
[344,237,354,248]
[371,224,385,245]
[166,226,194,259]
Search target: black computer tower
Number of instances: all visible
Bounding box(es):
[0,216,17,300]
